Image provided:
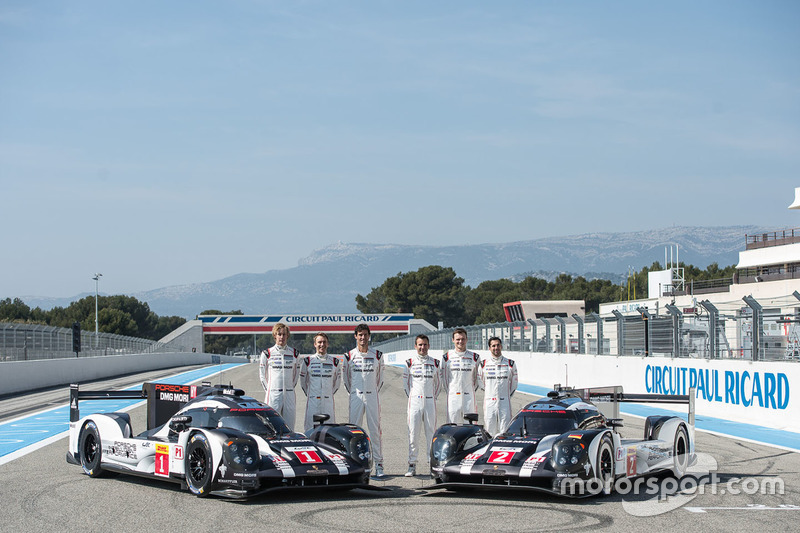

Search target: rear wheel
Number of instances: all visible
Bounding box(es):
[595,436,615,496]
[79,422,105,478]
[185,433,213,497]
[672,425,689,478]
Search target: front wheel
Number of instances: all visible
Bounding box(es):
[185,433,213,497]
[79,422,105,478]
[672,425,689,478]
[595,436,615,495]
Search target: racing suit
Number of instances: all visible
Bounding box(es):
[259,344,300,432]
[299,353,341,433]
[441,350,480,424]
[478,355,519,436]
[403,353,441,465]
[344,348,384,466]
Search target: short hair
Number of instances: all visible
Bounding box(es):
[272,322,290,337]
[452,328,467,338]
[354,323,371,335]
[415,334,429,343]
[488,336,502,346]
[314,332,329,342]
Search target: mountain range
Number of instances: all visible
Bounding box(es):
[26,225,765,319]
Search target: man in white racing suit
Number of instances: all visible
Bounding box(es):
[300,332,341,433]
[344,323,385,478]
[403,334,441,477]
[441,327,480,424]
[259,322,300,432]
[478,336,519,436]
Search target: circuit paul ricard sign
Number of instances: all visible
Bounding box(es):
[198,314,414,335]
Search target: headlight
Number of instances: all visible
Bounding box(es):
[431,437,455,464]
[552,439,587,472]
[224,439,259,470]
[349,436,372,468]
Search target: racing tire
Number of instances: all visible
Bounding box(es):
[79,422,105,478]
[185,433,214,497]
[672,425,689,478]
[595,435,615,496]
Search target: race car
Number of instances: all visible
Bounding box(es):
[426,385,696,497]
[66,381,380,499]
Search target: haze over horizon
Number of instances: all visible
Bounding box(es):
[2,2,798,299]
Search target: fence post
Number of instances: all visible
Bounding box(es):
[742,295,763,361]
[553,316,566,353]
[572,314,585,354]
[665,304,683,358]
[589,312,604,354]
[612,310,625,355]
[699,300,720,359]
[527,319,537,352]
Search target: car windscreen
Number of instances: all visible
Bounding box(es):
[185,408,291,437]
[505,413,578,437]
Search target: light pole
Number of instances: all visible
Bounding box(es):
[92,273,102,349]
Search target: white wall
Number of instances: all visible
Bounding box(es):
[385,349,800,433]
[0,352,244,395]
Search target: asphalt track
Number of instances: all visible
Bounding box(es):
[1,362,799,532]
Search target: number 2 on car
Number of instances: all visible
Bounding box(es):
[487,447,519,464]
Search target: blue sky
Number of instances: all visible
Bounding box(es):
[1,1,799,298]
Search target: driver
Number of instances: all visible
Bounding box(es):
[300,332,342,433]
[259,322,300,432]
[441,328,480,424]
[403,334,440,477]
[478,337,519,436]
[344,323,385,479]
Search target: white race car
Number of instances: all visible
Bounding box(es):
[426,385,696,497]
[67,382,380,498]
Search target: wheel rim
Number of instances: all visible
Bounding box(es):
[188,446,207,485]
[83,433,98,464]
[599,446,613,482]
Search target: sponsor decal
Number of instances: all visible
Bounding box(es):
[286,446,323,464]
[520,454,547,478]
[107,441,138,460]
[155,444,170,477]
[487,447,522,464]
[626,448,637,477]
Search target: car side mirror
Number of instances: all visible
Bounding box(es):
[313,414,330,426]
[464,413,479,425]
[169,415,192,432]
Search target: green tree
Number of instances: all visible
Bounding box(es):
[0,298,32,322]
[464,279,520,324]
[356,265,468,327]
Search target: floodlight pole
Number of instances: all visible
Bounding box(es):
[92,273,102,349]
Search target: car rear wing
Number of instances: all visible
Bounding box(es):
[70,381,215,430]
[555,384,696,426]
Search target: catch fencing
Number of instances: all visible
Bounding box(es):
[375,302,799,362]
[0,323,173,362]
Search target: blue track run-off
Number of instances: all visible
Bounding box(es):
[0,363,246,461]
[517,383,800,453]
